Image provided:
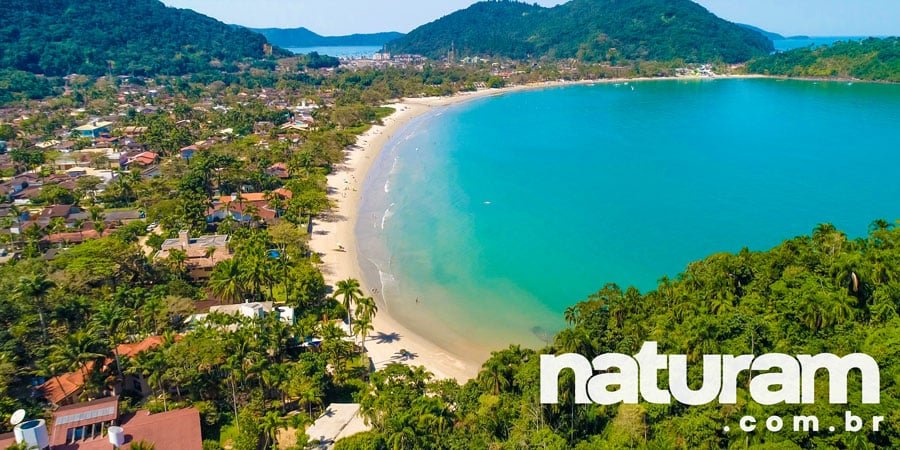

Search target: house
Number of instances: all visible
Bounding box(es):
[120,126,148,137]
[280,120,309,132]
[179,145,198,160]
[208,302,295,324]
[155,231,232,279]
[44,229,112,246]
[126,151,159,167]
[73,121,113,139]
[206,191,289,225]
[39,336,168,406]
[0,173,39,198]
[267,162,290,179]
[16,397,204,450]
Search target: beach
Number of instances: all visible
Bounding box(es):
[307,75,773,382]
[308,93,493,382]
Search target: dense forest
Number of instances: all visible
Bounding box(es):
[749,37,900,82]
[0,0,289,76]
[387,0,773,63]
[335,222,900,449]
[253,28,404,49]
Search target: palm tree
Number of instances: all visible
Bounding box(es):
[15,273,56,340]
[131,350,169,412]
[91,302,129,382]
[479,357,511,395]
[260,411,285,449]
[166,249,187,278]
[355,296,378,323]
[47,217,67,235]
[240,254,273,301]
[354,317,374,347]
[208,258,244,304]
[298,382,324,417]
[564,305,580,327]
[130,440,156,450]
[334,278,363,330]
[48,330,106,397]
[88,205,105,227]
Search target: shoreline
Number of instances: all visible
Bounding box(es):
[306,73,814,382]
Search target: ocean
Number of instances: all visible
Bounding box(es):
[287,46,381,58]
[356,78,900,358]
[772,36,873,52]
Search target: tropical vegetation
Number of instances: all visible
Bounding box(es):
[749,37,900,82]
[1,0,288,77]
[338,222,900,449]
[388,0,774,63]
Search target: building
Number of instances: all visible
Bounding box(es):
[0,397,204,450]
[73,121,113,139]
[208,302,295,324]
[39,336,168,406]
[155,231,232,279]
[126,151,159,167]
[206,191,289,225]
[179,145,198,160]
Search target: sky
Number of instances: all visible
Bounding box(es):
[160,0,900,37]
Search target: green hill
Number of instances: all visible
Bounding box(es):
[253,27,403,48]
[737,23,785,41]
[749,37,900,82]
[387,0,774,63]
[0,0,289,76]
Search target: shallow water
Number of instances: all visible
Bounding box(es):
[357,78,900,355]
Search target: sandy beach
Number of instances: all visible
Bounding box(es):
[307,75,765,382]
[308,82,562,381]
[308,96,487,382]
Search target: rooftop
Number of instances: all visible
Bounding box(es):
[306,403,371,449]
[73,121,113,132]
[160,234,229,250]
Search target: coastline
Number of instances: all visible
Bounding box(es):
[308,84,527,381]
[307,73,784,382]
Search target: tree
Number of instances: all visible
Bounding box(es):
[209,258,244,304]
[355,296,378,323]
[334,278,363,331]
[91,302,130,382]
[259,411,285,449]
[48,330,106,396]
[15,273,56,340]
[130,440,156,450]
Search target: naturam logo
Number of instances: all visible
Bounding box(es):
[540,342,880,406]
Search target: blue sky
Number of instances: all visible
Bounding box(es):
[161,0,900,37]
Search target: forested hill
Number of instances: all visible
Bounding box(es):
[386,0,774,63]
[340,221,900,448]
[749,37,900,82]
[0,0,290,76]
[737,23,785,41]
[253,27,404,48]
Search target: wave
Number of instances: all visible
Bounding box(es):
[381,203,395,230]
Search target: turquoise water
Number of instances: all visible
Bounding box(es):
[288,46,381,58]
[773,36,871,51]
[357,79,900,357]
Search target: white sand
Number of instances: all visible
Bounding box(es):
[308,98,483,382]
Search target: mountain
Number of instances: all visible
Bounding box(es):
[737,23,785,41]
[748,37,900,82]
[387,0,774,63]
[0,0,289,77]
[253,27,404,48]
